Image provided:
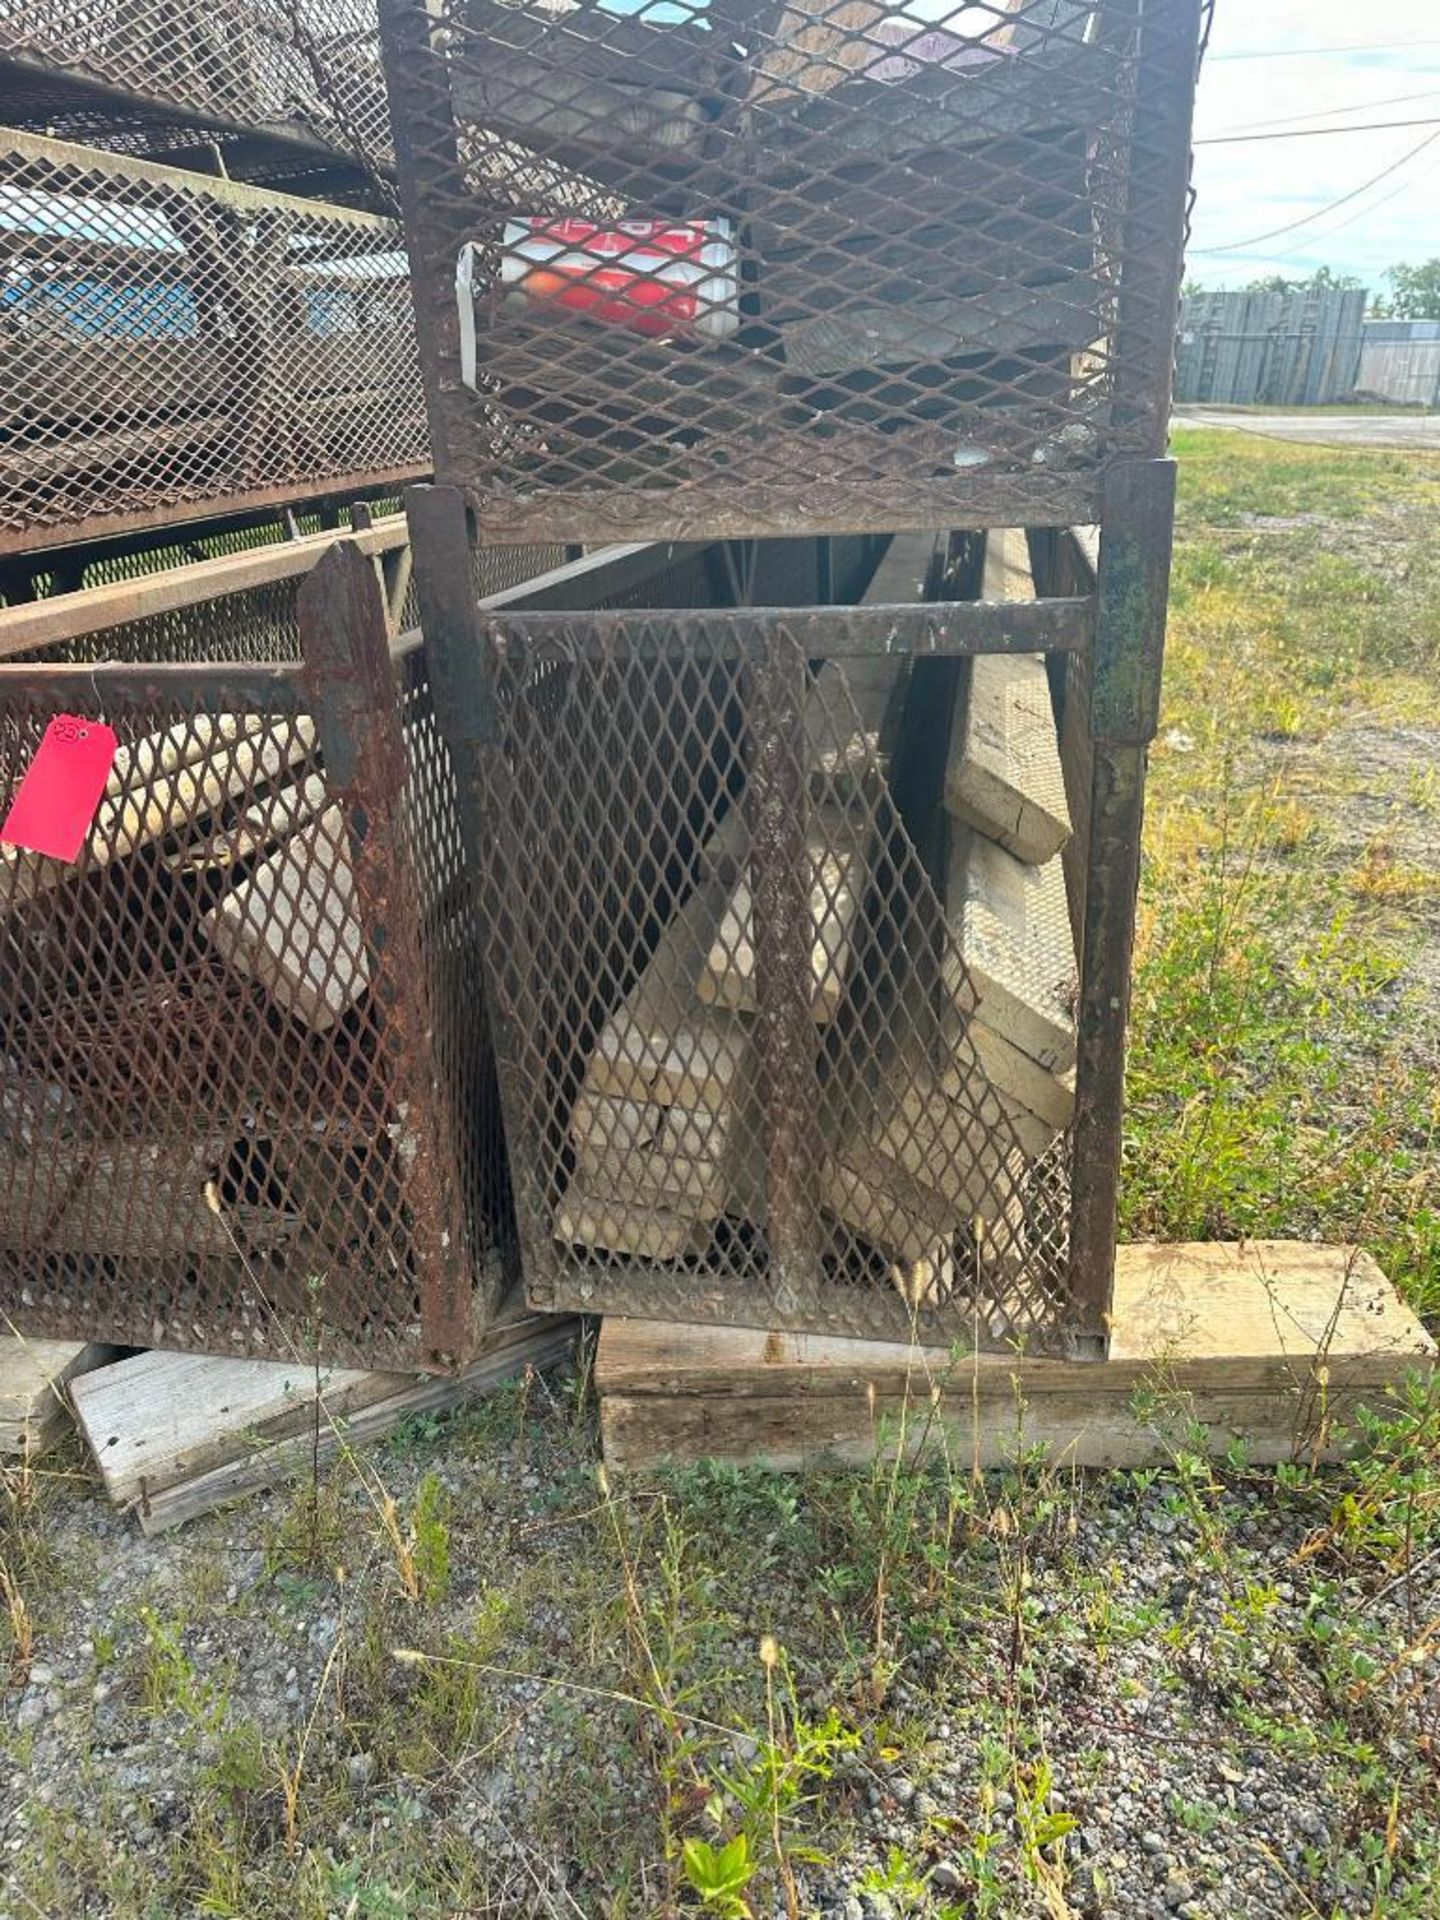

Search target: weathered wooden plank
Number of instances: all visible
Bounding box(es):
[553,1178,710,1261]
[602,1382,1375,1473]
[945,649,1071,862]
[70,1349,404,1507]
[200,806,368,1032]
[586,875,752,1112]
[597,1243,1436,1471]
[72,1305,575,1531]
[971,1017,1074,1131]
[599,1244,1435,1394]
[944,529,1072,863]
[139,1320,575,1534]
[162,773,329,876]
[820,1129,987,1269]
[0,1339,117,1457]
[946,826,1076,1070]
[880,1057,1057,1168]
[572,1084,739,1219]
[697,804,869,1024]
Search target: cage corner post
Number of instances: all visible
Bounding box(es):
[745,622,825,1321]
[298,538,475,1368]
[1066,455,1177,1356]
[403,481,557,1312]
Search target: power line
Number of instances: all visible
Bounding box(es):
[1196,116,1440,145]
[1241,151,1440,268]
[1191,126,1440,253]
[1208,39,1440,62]
[1214,88,1440,135]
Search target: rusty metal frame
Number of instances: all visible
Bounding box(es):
[381,0,1202,548]
[381,0,1199,1353]
[0,538,536,1370]
[408,476,1180,1356]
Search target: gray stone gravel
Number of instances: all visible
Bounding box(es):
[1,1400,1436,1919]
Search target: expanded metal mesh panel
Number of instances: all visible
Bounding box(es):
[380,0,1198,544]
[0,0,393,178]
[470,619,1081,1349]
[0,609,502,1367]
[0,130,429,554]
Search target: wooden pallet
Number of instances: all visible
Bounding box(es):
[596,1242,1436,1472]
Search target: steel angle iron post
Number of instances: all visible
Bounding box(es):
[403,482,550,1300]
[1059,0,1198,1353]
[745,622,824,1315]
[1066,457,1177,1354]
[298,540,476,1364]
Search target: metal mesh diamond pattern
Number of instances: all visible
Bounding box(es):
[0,0,394,181]
[381,0,1199,544]
[0,561,539,1368]
[0,128,428,555]
[468,610,1082,1350]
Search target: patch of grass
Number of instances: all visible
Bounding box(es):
[1127,433,1440,1325]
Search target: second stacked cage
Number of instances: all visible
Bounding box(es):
[378,0,1202,1354]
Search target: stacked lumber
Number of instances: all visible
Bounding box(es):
[944,526,1076,1159]
[554,527,1078,1319]
[555,534,929,1262]
[0,713,371,1266]
[556,872,760,1259]
[68,1302,576,1533]
[820,530,1075,1309]
[944,532,1073,864]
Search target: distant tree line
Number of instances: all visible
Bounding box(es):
[1183,261,1440,319]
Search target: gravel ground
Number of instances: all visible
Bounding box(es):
[3,1375,1437,1919]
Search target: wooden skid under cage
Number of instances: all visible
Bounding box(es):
[596,1243,1438,1473]
[69,1298,577,1535]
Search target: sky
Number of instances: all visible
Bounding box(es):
[1188,1,1440,292]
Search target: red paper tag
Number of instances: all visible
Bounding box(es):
[1,715,118,862]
